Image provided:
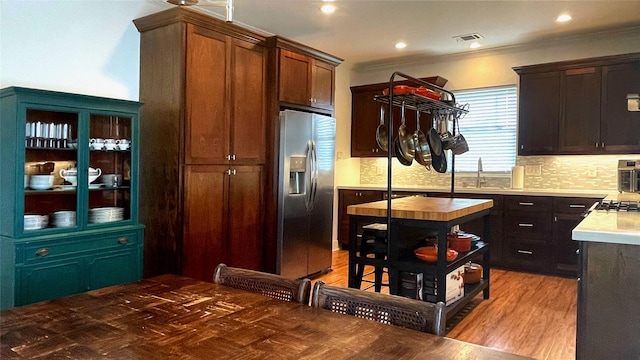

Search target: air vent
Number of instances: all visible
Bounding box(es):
[453,33,484,42]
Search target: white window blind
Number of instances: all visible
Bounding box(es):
[451,86,517,172]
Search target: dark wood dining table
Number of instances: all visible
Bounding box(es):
[1,274,531,359]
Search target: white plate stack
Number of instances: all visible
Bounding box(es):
[53,211,76,228]
[24,214,49,230]
[89,207,124,224]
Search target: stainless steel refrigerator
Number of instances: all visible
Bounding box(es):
[277,109,335,279]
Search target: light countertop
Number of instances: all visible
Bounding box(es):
[337,184,612,198]
[572,193,640,246]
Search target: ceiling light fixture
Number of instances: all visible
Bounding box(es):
[321,4,335,14]
[469,42,481,49]
[395,42,407,49]
[557,14,572,22]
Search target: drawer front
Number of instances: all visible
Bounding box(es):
[553,197,600,214]
[505,195,552,212]
[23,232,139,263]
[506,240,550,271]
[503,214,552,240]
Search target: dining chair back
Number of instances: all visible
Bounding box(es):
[311,280,446,335]
[213,263,311,304]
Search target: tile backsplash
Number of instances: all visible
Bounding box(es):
[360,155,633,191]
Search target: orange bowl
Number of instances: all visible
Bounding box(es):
[414,246,458,263]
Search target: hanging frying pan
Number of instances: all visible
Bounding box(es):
[394,137,413,166]
[397,102,415,161]
[375,106,388,151]
[427,127,447,173]
[413,110,431,171]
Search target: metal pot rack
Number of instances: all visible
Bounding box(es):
[373,71,470,240]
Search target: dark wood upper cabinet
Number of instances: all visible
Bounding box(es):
[350,76,448,157]
[514,53,640,155]
[601,62,640,153]
[278,49,337,111]
[559,67,601,153]
[517,71,560,155]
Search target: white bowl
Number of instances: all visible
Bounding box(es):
[29,175,54,190]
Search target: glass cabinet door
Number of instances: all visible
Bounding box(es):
[87,114,132,225]
[24,108,79,232]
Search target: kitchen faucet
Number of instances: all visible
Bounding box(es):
[476,157,486,188]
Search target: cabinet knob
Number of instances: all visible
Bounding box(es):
[117,237,129,244]
[601,142,605,148]
[231,154,236,161]
[226,169,237,176]
[595,142,599,148]
[36,248,50,257]
[518,223,534,227]
[569,204,586,208]
[517,250,533,255]
[518,202,534,206]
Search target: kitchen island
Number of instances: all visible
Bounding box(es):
[347,195,493,326]
[572,193,640,360]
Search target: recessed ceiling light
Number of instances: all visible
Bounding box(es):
[469,42,481,49]
[395,42,407,49]
[557,14,572,22]
[321,4,335,14]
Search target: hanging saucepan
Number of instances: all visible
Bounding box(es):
[413,110,431,171]
[375,106,388,152]
[397,101,415,161]
[394,137,413,166]
[427,127,447,173]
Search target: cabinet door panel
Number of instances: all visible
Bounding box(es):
[279,50,311,106]
[601,62,640,153]
[18,259,85,306]
[518,72,560,155]
[87,250,138,289]
[559,67,601,153]
[185,25,228,164]
[337,190,383,247]
[183,165,228,281]
[351,90,385,157]
[312,60,334,110]
[231,40,267,164]
[227,166,264,271]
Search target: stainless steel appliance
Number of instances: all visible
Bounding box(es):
[277,109,335,279]
[617,159,640,193]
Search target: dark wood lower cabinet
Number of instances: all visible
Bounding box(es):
[337,189,384,249]
[183,165,264,281]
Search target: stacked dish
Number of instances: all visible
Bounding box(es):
[52,210,76,228]
[89,207,124,224]
[24,214,49,230]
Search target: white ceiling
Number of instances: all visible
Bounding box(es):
[160,0,640,67]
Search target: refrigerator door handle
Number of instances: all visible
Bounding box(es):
[309,140,318,210]
[304,140,313,212]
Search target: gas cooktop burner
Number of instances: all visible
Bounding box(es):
[594,200,640,212]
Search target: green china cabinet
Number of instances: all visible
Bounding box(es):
[0,87,144,309]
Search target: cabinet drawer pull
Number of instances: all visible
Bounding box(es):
[569,204,586,208]
[117,237,129,244]
[36,248,50,257]
[518,223,534,227]
[518,202,534,206]
[517,250,533,255]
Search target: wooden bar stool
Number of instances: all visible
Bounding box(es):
[355,223,389,292]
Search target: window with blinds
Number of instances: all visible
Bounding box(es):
[450,85,517,172]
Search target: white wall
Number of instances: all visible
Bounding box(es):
[0,0,166,100]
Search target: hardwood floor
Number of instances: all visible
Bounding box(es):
[313,250,577,360]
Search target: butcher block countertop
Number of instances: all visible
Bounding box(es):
[347,195,493,221]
